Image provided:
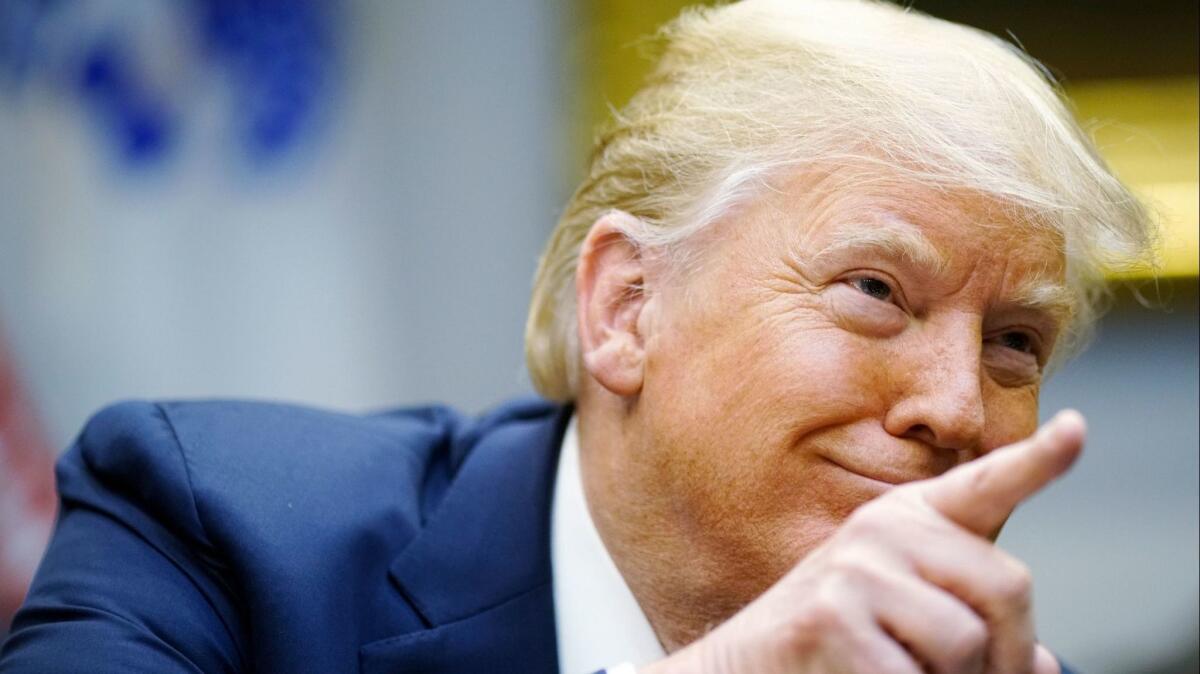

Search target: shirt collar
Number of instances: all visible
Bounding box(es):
[552,415,667,674]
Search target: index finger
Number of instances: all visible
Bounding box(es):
[919,409,1086,536]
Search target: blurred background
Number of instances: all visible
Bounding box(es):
[0,1,1195,671]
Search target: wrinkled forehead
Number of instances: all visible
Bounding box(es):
[762,165,1056,239]
[759,165,1058,245]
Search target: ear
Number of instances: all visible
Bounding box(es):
[576,211,651,398]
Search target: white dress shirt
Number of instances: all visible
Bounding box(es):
[552,416,667,674]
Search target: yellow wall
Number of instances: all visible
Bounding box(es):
[1068,78,1198,278]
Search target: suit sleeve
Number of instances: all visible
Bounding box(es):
[0,402,247,673]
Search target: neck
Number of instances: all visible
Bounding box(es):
[574,401,756,652]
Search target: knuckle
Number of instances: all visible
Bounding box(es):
[793,588,850,638]
[842,505,879,536]
[829,556,883,590]
[775,610,827,657]
[840,492,935,550]
[879,484,922,510]
[944,615,988,668]
[849,643,917,674]
[823,546,860,574]
[998,559,1034,604]
[844,499,897,537]
[821,549,888,597]
[774,618,821,659]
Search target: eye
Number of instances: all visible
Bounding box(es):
[850,276,893,302]
[997,331,1035,354]
[984,329,1044,385]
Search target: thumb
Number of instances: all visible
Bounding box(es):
[919,410,1086,536]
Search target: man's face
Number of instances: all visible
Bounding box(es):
[633,168,1069,603]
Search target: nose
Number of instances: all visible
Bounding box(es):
[883,321,986,455]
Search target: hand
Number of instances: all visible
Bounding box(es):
[642,410,1085,674]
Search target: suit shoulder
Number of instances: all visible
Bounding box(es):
[67,397,560,559]
[156,398,463,479]
[65,399,464,546]
[163,399,469,529]
[76,398,463,485]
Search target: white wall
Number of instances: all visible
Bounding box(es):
[0,0,567,449]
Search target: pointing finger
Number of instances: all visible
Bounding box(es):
[919,410,1086,536]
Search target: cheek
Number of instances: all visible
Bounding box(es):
[761,325,889,426]
[728,320,846,406]
[981,380,1041,450]
[643,299,890,456]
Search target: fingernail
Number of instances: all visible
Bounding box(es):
[1041,410,1086,449]
[1055,409,1084,431]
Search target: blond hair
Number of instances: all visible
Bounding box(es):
[526,0,1156,401]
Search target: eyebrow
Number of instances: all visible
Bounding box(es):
[1007,277,1076,325]
[808,219,948,275]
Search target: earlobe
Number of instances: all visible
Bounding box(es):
[576,211,651,398]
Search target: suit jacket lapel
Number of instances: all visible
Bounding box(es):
[371,403,569,673]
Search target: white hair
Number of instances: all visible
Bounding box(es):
[525,0,1156,400]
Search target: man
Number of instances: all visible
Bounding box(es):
[0,1,1153,672]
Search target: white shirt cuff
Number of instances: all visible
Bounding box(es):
[606,663,639,674]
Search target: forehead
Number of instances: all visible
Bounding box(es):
[731,167,1071,315]
[764,169,1045,245]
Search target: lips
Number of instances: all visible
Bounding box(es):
[819,450,951,487]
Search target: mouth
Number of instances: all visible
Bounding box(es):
[819,454,936,488]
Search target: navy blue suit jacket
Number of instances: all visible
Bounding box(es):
[0,398,1079,673]
[1,398,569,673]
